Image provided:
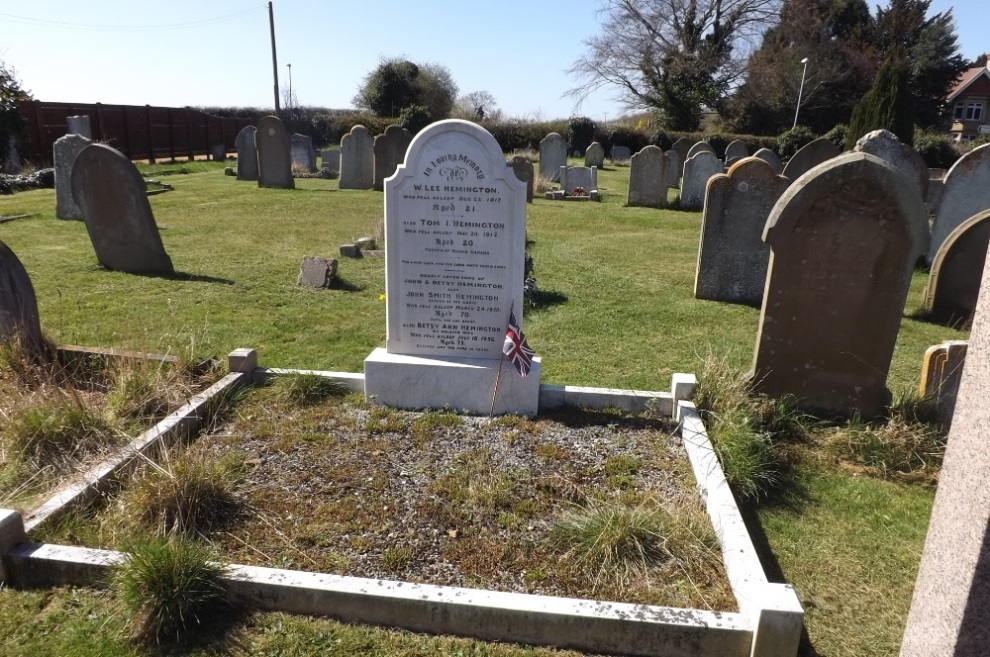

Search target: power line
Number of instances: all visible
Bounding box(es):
[0,6,265,32]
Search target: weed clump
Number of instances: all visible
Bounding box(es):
[273,374,349,406]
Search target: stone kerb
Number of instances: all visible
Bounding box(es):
[256,116,294,189]
[900,250,990,656]
[922,209,990,328]
[339,125,374,190]
[538,132,566,182]
[627,145,668,208]
[234,126,258,181]
[367,119,537,416]
[681,151,722,211]
[928,144,990,264]
[70,143,175,275]
[780,138,840,183]
[750,153,926,418]
[54,133,91,220]
[694,157,789,306]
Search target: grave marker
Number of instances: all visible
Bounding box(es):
[234,126,258,181]
[724,139,748,162]
[664,149,680,187]
[374,125,413,191]
[0,240,43,355]
[584,141,605,168]
[686,141,715,161]
[539,132,566,182]
[611,145,631,161]
[922,209,990,328]
[256,116,294,189]
[928,144,990,264]
[339,125,374,189]
[290,133,317,173]
[671,137,693,166]
[508,155,534,203]
[54,133,90,220]
[680,151,722,210]
[66,115,92,138]
[780,137,840,182]
[627,145,668,208]
[753,148,783,174]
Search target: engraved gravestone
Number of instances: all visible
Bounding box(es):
[695,157,789,305]
[671,138,693,166]
[724,139,748,162]
[70,143,174,275]
[664,149,680,187]
[749,153,925,418]
[54,133,91,220]
[320,148,341,173]
[627,145,668,208]
[854,129,928,200]
[234,126,258,181]
[753,148,783,174]
[922,209,990,328]
[374,125,413,191]
[584,141,605,168]
[290,133,316,173]
[0,239,44,355]
[256,116,294,189]
[611,145,631,161]
[211,143,226,162]
[508,155,534,203]
[560,166,597,193]
[66,115,92,139]
[686,141,715,162]
[780,137,840,182]
[339,125,374,189]
[680,151,722,210]
[539,132,566,182]
[928,144,990,264]
[365,119,538,415]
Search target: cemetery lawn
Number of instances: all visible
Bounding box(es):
[0,160,964,655]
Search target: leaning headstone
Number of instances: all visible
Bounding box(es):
[610,145,631,161]
[364,119,539,416]
[928,144,990,264]
[53,133,91,220]
[539,133,566,182]
[339,125,374,190]
[320,147,341,173]
[210,143,226,162]
[373,125,413,191]
[70,143,174,275]
[724,139,748,162]
[695,157,789,305]
[686,141,715,162]
[66,115,92,139]
[854,129,928,201]
[680,151,722,211]
[584,141,605,168]
[290,133,316,173]
[780,137,840,182]
[919,339,968,431]
[508,155,534,203]
[297,256,338,288]
[664,149,681,187]
[752,148,783,174]
[922,209,990,328]
[627,145,668,208]
[234,125,258,181]
[0,240,43,355]
[749,152,926,417]
[900,253,990,656]
[255,116,294,189]
[671,138,693,166]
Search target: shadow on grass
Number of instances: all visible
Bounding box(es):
[524,288,567,312]
[540,405,672,431]
[329,276,364,292]
[148,605,249,657]
[116,269,236,285]
[905,307,972,331]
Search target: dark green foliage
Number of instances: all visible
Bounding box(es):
[604,126,649,155]
[777,126,818,160]
[846,57,915,149]
[353,58,457,124]
[1,59,31,169]
[649,130,672,151]
[823,123,849,151]
[567,116,597,155]
[398,104,433,135]
[913,130,958,168]
[703,134,730,159]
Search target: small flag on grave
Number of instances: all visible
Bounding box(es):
[503,310,535,377]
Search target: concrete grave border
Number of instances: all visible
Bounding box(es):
[0,348,802,657]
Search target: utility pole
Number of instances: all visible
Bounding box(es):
[268,1,281,117]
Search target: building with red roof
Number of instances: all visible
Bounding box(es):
[947,63,990,143]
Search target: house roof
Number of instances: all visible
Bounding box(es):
[948,65,990,102]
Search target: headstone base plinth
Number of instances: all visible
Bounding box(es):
[364,347,541,416]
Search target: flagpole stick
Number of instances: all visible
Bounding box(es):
[489,305,515,418]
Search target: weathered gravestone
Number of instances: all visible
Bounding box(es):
[539,132,566,182]
[373,125,413,191]
[54,133,91,220]
[664,149,680,187]
[854,129,929,202]
[671,137,693,166]
[508,155,534,203]
[320,148,341,173]
[70,143,174,275]
[364,119,539,416]
[66,115,92,138]
[297,256,338,288]
[290,133,317,173]
[255,116,294,189]
[922,208,990,328]
[749,152,925,417]
[234,126,258,181]
[695,157,789,305]
[627,145,668,208]
[680,151,722,211]
[780,137,840,183]
[339,125,374,190]
[753,148,783,174]
[210,143,226,162]
[0,240,44,355]
[928,144,990,264]
[610,145,631,161]
[560,165,597,194]
[584,141,605,168]
[919,339,968,431]
[686,141,715,162]
[900,254,990,656]
[724,139,748,163]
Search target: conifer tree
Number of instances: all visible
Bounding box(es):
[846,56,914,148]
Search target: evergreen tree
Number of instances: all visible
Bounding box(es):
[846,57,914,149]
[0,59,31,169]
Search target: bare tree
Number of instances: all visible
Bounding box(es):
[454,91,502,122]
[567,0,782,130]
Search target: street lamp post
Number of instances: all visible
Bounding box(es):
[793,57,809,129]
[286,63,293,117]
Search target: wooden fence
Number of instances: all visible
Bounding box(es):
[18,101,315,165]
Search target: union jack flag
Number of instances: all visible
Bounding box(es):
[503,310,535,377]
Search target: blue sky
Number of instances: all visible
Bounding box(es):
[0,0,985,122]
